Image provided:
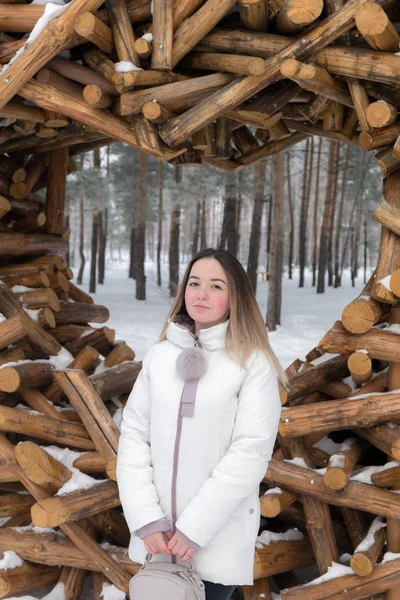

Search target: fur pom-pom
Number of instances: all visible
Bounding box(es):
[176,347,207,381]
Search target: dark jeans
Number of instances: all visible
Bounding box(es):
[203,580,236,600]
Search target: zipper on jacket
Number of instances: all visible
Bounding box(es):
[170,333,201,564]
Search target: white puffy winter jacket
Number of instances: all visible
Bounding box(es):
[116,318,281,585]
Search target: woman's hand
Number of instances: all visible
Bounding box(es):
[143,531,172,555]
[167,531,197,562]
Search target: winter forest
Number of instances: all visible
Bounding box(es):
[66,137,381,335]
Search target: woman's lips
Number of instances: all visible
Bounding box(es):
[194,305,209,310]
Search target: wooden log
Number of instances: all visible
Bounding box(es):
[360,123,400,151]
[19,387,71,421]
[279,391,400,438]
[355,1,400,52]
[242,577,272,600]
[47,324,95,344]
[171,0,237,68]
[142,101,175,125]
[182,52,266,76]
[104,342,135,367]
[281,354,349,405]
[0,347,24,367]
[152,0,173,70]
[83,84,113,109]
[53,300,109,325]
[0,405,95,450]
[264,458,400,520]
[18,80,183,161]
[106,0,140,67]
[280,59,353,108]
[232,126,260,154]
[366,101,398,129]
[0,231,68,257]
[323,437,369,490]
[53,370,119,474]
[0,196,10,219]
[301,494,339,574]
[46,146,68,235]
[160,0,368,147]
[58,565,86,600]
[0,434,131,591]
[90,361,142,401]
[372,464,400,488]
[237,131,308,166]
[47,57,117,94]
[275,0,323,35]
[9,212,46,233]
[0,362,53,392]
[0,313,26,350]
[375,146,400,177]
[238,0,268,32]
[31,479,119,528]
[83,49,136,94]
[0,526,133,573]
[196,29,400,87]
[0,492,35,517]
[15,441,72,495]
[317,320,400,362]
[13,287,60,312]
[260,487,298,517]
[65,326,115,357]
[342,271,388,334]
[44,110,69,128]
[45,345,100,403]
[74,12,113,55]
[347,351,372,384]
[73,451,106,475]
[0,563,60,599]
[350,516,386,577]
[3,270,49,289]
[67,282,94,304]
[253,535,316,578]
[356,424,400,461]
[118,72,235,116]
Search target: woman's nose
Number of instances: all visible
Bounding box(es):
[197,286,208,299]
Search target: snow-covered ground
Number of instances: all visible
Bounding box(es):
[77,257,367,368]
[6,257,369,599]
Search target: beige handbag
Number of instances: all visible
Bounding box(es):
[129,552,206,600]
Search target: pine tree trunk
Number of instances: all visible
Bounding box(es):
[236,171,243,258]
[169,205,181,297]
[247,161,265,294]
[339,155,371,280]
[363,218,368,284]
[157,160,163,287]
[89,212,98,294]
[77,195,85,285]
[135,152,147,301]
[266,191,273,279]
[334,145,350,288]
[312,139,322,287]
[200,197,207,250]
[97,212,103,284]
[298,139,310,288]
[327,142,340,287]
[267,152,284,331]
[99,208,107,284]
[129,228,136,279]
[286,153,294,281]
[65,214,70,267]
[192,200,201,257]
[219,174,238,254]
[317,141,337,294]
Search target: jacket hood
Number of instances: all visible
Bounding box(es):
[166,313,229,352]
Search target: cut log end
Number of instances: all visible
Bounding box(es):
[350,552,374,577]
[286,0,324,25]
[323,467,348,491]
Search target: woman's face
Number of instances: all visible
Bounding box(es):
[185,258,230,330]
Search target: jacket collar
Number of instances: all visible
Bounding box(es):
[166,314,229,352]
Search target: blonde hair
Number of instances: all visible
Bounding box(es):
[159,248,289,390]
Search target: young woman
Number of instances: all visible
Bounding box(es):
[117,248,286,600]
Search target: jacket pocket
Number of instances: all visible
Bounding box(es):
[220,410,237,458]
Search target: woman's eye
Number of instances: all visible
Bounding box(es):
[212,285,222,290]
[189,282,198,286]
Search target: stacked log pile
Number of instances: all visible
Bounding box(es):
[1,0,400,599]
[0,0,399,172]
